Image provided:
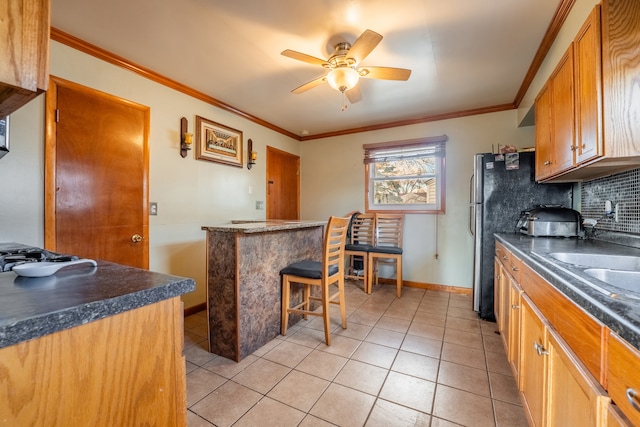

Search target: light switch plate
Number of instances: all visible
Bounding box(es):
[150,202,158,215]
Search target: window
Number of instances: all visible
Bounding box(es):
[364,136,446,213]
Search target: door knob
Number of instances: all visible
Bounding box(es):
[131,234,143,243]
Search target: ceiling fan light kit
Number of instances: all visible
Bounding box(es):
[282,29,411,107]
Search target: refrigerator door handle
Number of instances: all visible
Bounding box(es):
[469,174,475,236]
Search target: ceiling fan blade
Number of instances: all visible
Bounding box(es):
[281,49,330,67]
[291,75,327,94]
[358,66,411,81]
[346,85,362,104]
[346,29,383,65]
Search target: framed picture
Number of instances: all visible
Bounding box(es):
[195,116,243,167]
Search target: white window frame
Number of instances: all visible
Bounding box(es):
[364,136,447,214]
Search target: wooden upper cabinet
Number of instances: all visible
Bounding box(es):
[574,5,603,165]
[602,0,640,158]
[0,0,50,117]
[535,83,554,181]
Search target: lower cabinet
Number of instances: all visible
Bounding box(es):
[520,295,548,426]
[608,333,640,426]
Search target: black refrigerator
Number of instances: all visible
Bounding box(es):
[471,151,573,321]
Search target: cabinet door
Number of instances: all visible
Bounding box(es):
[608,333,640,426]
[535,83,553,181]
[508,278,522,383]
[520,295,548,427]
[574,5,603,165]
[546,328,609,426]
[550,45,576,176]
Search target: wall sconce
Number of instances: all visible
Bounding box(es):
[247,138,257,170]
[180,117,193,158]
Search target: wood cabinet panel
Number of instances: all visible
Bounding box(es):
[508,278,523,383]
[520,295,548,427]
[550,46,575,176]
[574,5,603,165]
[535,83,554,181]
[608,333,640,426]
[520,263,605,383]
[547,328,609,426]
[0,0,50,117]
[602,0,640,158]
[0,297,187,426]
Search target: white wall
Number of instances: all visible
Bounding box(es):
[300,110,535,288]
[0,41,299,308]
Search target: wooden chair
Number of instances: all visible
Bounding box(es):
[367,213,404,297]
[280,216,350,345]
[344,213,375,292]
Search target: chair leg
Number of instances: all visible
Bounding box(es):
[322,281,331,346]
[302,283,311,320]
[396,256,402,298]
[362,254,369,294]
[338,276,347,329]
[281,275,291,336]
[366,254,374,295]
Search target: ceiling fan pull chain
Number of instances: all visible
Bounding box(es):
[341,91,348,111]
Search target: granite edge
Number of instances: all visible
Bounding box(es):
[202,220,326,234]
[0,278,195,349]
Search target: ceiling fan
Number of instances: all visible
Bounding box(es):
[281,29,411,106]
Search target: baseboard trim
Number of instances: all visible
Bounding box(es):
[184,302,206,317]
[376,278,472,295]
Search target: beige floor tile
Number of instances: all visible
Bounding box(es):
[333,359,388,395]
[296,349,348,381]
[299,414,339,426]
[483,331,505,353]
[448,297,473,310]
[186,367,227,407]
[408,321,445,341]
[378,371,436,413]
[440,342,487,371]
[234,396,306,427]
[401,287,426,301]
[489,371,520,404]
[201,354,259,379]
[365,398,431,427]
[351,341,399,369]
[383,305,417,321]
[400,334,443,359]
[359,300,393,315]
[334,321,373,340]
[267,370,330,412]
[417,301,449,315]
[391,350,439,382]
[486,348,513,376]
[317,334,362,358]
[494,399,529,427]
[389,298,420,311]
[447,306,480,321]
[481,320,500,335]
[184,314,205,330]
[365,327,406,348]
[184,331,207,350]
[413,310,447,327]
[189,323,209,339]
[443,328,484,350]
[187,410,214,426]
[430,416,465,426]
[349,309,383,326]
[432,384,495,427]
[190,381,262,427]
[184,341,217,366]
[375,316,411,333]
[285,327,324,348]
[309,383,376,426]
[251,337,281,357]
[185,360,198,374]
[262,340,314,368]
[445,316,481,333]
[233,358,291,394]
[437,360,491,397]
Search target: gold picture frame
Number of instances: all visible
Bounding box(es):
[195,116,243,167]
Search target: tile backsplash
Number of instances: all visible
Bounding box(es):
[580,167,640,234]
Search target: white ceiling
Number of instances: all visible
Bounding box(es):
[50,0,562,138]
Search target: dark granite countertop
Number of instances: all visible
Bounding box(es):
[495,233,640,351]
[202,219,326,234]
[0,244,195,349]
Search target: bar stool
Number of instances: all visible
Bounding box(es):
[280,216,350,345]
[344,213,375,292]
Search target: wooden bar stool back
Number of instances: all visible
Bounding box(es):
[280,216,350,345]
[344,213,375,292]
[367,213,404,297]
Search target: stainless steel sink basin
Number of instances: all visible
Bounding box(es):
[548,252,640,271]
[584,268,640,295]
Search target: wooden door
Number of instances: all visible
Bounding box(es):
[45,77,149,268]
[266,146,299,220]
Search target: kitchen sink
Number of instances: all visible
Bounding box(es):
[584,268,640,296]
[548,252,640,271]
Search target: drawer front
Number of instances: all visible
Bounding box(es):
[495,241,511,268]
[520,263,604,383]
[608,333,640,426]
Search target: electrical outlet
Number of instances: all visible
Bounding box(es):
[256,201,264,210]
[150,202,158,216]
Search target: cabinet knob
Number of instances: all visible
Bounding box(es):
[626,388,640,412]
[534,341,548,356]
[131,234,143,243]
[502,255,508,260]
[511,265,518,271]
[570,145,576,151]
[544,160,552,166]
[511,304,520,310]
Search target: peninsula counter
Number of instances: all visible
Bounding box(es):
[202,220,325,361]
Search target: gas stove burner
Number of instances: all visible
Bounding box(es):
[0,248,79,272]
